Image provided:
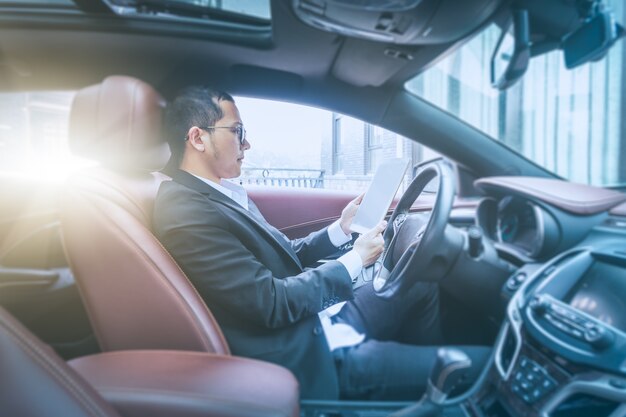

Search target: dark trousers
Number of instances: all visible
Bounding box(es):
[334,282,491,400]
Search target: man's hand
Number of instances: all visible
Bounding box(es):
[339,193,365,235]
[353,221,386,267]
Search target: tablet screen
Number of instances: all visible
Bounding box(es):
[350,158,410,234]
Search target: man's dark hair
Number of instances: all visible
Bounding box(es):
[164,86,235,168]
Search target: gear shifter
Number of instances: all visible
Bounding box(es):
[389,348,472,417]
[426,348,472,404]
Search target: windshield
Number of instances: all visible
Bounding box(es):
[406,2,626,188]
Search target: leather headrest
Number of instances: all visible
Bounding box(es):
[69,76,169,171]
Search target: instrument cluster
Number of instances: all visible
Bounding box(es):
[477,196,551,259]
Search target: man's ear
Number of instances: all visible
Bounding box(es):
[186,127,206,152]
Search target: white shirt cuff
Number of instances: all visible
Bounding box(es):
[337,250,363,280]
[327,219,352,247]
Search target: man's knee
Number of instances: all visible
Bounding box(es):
[336,341,436,400]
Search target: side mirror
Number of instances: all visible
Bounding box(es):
[490,10,530,90]
[562,11,623,69]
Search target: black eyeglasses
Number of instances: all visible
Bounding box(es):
[199,124,247,146]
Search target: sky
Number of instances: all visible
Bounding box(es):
[234,96,329,170]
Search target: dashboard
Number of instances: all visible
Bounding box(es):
[463,177,626,417]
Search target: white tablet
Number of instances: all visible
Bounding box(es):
[350,158,410,234]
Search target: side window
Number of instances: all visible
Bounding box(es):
[0,92,439,190]
[236,97,438,192]
[0,91,94,181]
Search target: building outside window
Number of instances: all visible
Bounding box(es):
[406,0,626,187]
[332,113,343,174]
[365,124,383,174]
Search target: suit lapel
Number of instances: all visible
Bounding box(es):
[169,170,303,269]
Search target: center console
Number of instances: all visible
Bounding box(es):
[464,248,626,417]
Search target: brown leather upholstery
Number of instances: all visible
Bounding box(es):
[61,76,299,416]
[69,351,300,417]
[61,76,229,354]
[475,176,626,215]
[68,76,169,171]
[0,306,121,417]
[0,305,299,417]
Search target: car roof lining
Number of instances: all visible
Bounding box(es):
[0,0,594,93]
[0,0,599,180]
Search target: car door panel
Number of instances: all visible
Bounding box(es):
[248,186,356,239]
[0,175,97,359]
[248,186,480,239]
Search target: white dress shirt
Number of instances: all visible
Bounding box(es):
[192,174,365,350]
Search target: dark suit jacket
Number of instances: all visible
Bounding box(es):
[153,169,354,399]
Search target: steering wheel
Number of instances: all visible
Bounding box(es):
[373,159,458,298]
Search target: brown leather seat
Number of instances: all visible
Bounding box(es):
[0,305,300,417]
[69,350,300,417]
[0,306,121,417]
[60,76,299,417]
[61,76,229,354]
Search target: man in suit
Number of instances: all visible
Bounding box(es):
[153,87,490,400]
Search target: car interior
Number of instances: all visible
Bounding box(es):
[1,0,626,417]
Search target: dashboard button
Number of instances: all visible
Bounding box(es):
[570,328,583,338]
[529,296,550,315]
[553,321,568,331]
[583,321,596,330]
[584,325,615,350]
[507,273,527,290]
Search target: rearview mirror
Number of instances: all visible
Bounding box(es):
[562,11,623,69]
[490,10,530,90]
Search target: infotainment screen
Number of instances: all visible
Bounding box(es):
[567,261,626,332]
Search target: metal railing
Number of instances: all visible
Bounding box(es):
[240,168,325,188]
